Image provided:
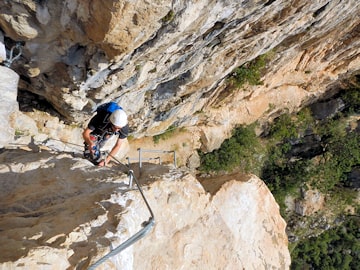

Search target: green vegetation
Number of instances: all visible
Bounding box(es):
[266,103,276,112]
[15,129,26,136]
[342,87,360,114]
[199,88,360,196]
[153,125,186,144]
[309,131,360,191]
[198,86,360,269]
[228,53,270,89]
[149,67,157,73]
[161,10,175,24]
[135,64,141,72]
[291,216,360,270]
[198,123,264,174]
[127,134,134,141]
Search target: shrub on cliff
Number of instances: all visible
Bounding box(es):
[199,123,264,174]
[228,53,270,89]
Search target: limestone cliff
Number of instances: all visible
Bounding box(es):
[0,0,359,152]
[0,149,290,269]
[0,1,359,269]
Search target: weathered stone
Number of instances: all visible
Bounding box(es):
[295,188,325,216]
[0,152,291,269]
[0,33,5,62]
[0,1,359,267]
[0,0,358,153]
[186,152,201,170]
[348,167,360,189]
[310,98,346,120]
[0,66,19,148]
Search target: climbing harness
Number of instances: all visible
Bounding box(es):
[83,131,121,165]
[4,43,22,68]
[83,135,104,165]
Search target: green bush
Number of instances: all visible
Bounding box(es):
[310,125,360,191]
[260,109,314,201]
[269,114,298,141]
[342,88,360,114]
[291,217,360,270]
[262,103,360,194]
[269,108,313,141]
[199,124,263,173]
[229,54,268,88]
[161,10,175,24]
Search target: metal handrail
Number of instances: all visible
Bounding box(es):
[126,156,161,166]
[88,217,155,270]
[9,137,156,269]
[88,164,155,269]
[4,43,22,68]
[137,148,176,169]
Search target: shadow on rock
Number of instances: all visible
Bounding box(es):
[0,148,128,264]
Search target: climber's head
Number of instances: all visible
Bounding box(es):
[109,109,127,130]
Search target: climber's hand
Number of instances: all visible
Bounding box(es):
[97,160,106,167]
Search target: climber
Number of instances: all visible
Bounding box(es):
[82,102,129,166]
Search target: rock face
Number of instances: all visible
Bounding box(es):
[0,149,290,269]
[0,66,19,148]
[0,0,359,152]
[0,1,359,268]
[295,188,325,217]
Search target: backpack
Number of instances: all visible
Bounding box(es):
[96,101,122,114]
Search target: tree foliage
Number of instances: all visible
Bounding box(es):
[199,124,263,173]
[197,74,360,270]
[291,217,360,270]
[228,53,269,88]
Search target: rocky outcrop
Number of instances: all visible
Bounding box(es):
[0,0,359,152]
[0,32,5,62]
[295,188,325,217]
[0,149,290,269]
[0,66,19,148]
